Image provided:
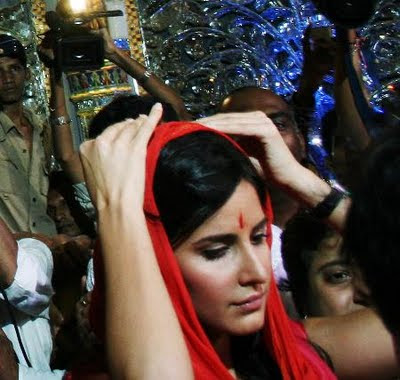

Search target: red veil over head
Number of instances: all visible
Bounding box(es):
[89,121,336,380]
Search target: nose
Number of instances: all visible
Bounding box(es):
[0,70,15,84]
[54,207,66,222]
[238,243,269,286]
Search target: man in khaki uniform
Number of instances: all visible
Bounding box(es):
[0,34,56,235]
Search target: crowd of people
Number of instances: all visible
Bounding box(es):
[0,8,399,380]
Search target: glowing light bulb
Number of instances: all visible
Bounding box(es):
[69,0,87,14]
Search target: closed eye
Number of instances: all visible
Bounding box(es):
[201,246,230,261]
[251,232,268,245]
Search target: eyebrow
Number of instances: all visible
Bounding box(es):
[192,217,267,247]
[317,259,350,273]
[268,111,295,121]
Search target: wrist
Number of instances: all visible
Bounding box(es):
[298,76,322,93]
[308,187,347,219]
[285,165,332,208]
[98,201,146,231]
[106,46,123,63]
[51,115,71,127]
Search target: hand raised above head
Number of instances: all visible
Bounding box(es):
[197,111,302,187]
[79,103,163,212]
[302,25,336,81]
[91,27,118,60]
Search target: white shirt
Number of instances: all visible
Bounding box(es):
[271,224,288,284]
[0,238,65,379]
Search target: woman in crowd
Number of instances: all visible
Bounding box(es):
[79,105,399,379]
[80,105,336,379]
[281,213,369,318]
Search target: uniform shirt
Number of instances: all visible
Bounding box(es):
[0,238,64,379]
[0,109,56,235]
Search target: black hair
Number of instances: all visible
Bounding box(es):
[344,128,400,336]
[88,94,179,138]
[0,34,27,67]
[232,333,282,379]
[281,213,338,317]
[154,131,266,247]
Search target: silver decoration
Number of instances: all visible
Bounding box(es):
[359,0,400,121]
[136,0,331,117]
[0,0,19,10]
[136,0,339,185]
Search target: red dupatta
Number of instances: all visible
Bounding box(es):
[89,121,336,380]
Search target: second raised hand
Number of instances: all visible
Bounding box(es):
[197,111,302,187]
[79,103,163,212]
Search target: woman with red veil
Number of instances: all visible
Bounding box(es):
[77,103,341,379]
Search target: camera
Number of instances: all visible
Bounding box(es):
[45,10,122,72]
[312,0,378,28]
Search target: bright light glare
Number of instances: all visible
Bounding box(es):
[69,0,87,13]
[311,136,322,146]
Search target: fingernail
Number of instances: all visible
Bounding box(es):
[154,102,162,109]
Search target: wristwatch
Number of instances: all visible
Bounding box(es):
[309,187,347,219]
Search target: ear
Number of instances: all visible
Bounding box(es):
[298,131,307,160]
[24,68,31,81]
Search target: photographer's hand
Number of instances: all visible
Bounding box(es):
[37,31,57,70]
[40,30,85,184]
[294,25,336,108]
[94,28,191,121]
[92,27,119,60]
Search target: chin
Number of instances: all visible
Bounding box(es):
[230,311,266,336]
[0,94,22,104]
[58,224,81,237]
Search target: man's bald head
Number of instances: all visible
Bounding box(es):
[219,87,305,162]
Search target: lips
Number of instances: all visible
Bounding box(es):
[2,87,17,93]
[232,292,266,312]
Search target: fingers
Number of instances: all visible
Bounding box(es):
[198,111,277,137]
[80,106,159,161]
[198,111,269,124]
[136,103,163,142]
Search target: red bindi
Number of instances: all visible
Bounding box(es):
[239,212,245,229]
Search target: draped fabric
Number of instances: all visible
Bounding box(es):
[88,122,336,380]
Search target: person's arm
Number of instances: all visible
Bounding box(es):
[305,309,399,380]
[79,104,193,380]
[100,29,191,121]
[0,329,18,380]
[18,365,65,380]
[334,30,371,152]
[292,26,336,138]
[38,33,84,184]
[3,238,54,316]
[49,68,84,183]
[0,218,17,288]
[198,111,350,232]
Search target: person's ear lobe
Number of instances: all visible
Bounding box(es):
[25,68,31,81]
